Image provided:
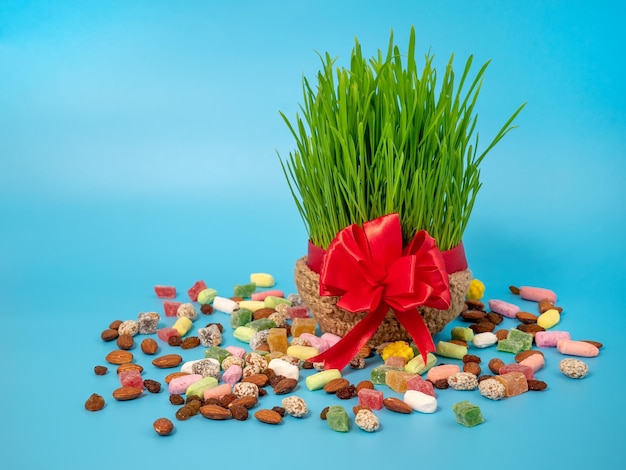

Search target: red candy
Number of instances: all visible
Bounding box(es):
[358,388,384,410]
[187,280,208,302]
[499,363,534,381]
[163,301,182,317]
[119,370,144,389]
[157,327,179,342]
[287,306,309,319]
[154,285,177,299]
[406,374,436,397]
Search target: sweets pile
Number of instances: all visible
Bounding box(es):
[84,274,602,433]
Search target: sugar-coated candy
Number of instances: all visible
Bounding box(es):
[452,401,484,427]
[494,371,528,397]
[519,286,557,303]
[298,333,329,352]
[163,301,182,317]
[187,280,207,302]
[451,327,474,342]
[238,300,265,312]
[447,372,479,391]
[185,376,218,398]
[230,308,253,328]
[292,317,316,337]
[213,296,239,314]
[138,312,160,334]
[192,358,221,379]
[251,289,284,301]
[355,409,379,432]
[385,356,408,368]
[245,318,277,332]
[221,355,244,370]
[404,390,437,413]
[157,327,179,342]
[176,303,197,321]
[305,369,341,391]
[168,374,203,394]
[472,332,498,348]
[286,345,319,361]
[320,332,341,348]
[497,338,524,354]
[478,378,505,400]
[436,341,468,359]
[268,358,300,381]
[406,374,436,397]
[119,370,143,389]
[357,388,384,409]
[499,363,534,380]
[556,339,599,357]
[286,306,310,319]
[537,308,560,329]
[519,353,545,372]
[381,341,414,362]
[535,330,570,348]
[405,352,437,375]
[233,382,259,398]
[426,364,460,382]
[245,352,268,373]
[488,299,520,318]
[154,285,177,299]
[118,320,139,336]
[370,365,403,385]
[233,282,256,298]
[250,272,275,288]
[267,328,289,353]
[264,296,291,309]
[203,383,232,400]
[172,317,192,336]
[467,278,485,301]
[197,325,222,348]
[197,288,217,305]
[221,364,243,386]
[268,310,289,328]
[249,330,270,351]
[385,370,415,393]
[326,405,349,432]
[287,293,305,306]
[225,345,246,358]
[282,396,308,418]
[559,358,589,378]
[204,346,231,364]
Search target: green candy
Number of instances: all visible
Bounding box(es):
[230,308,253,328]
[245,318,277,332]
[436,341,468,360]
[185,376,218,398]
[197,288,218,305]
[405,352,437,375]
[204,346,232,364]
[233,326,255,343]
[497,338,524,354]
[452,401,485,427]
[263,296,291,309]
[370,365,403,385]
[234,282,256,298]
[451,326,475,342]
[305,369,341,391]
[326,406,349,432]
[507,328,533,351]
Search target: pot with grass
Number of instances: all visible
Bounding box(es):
[279,27,524,368]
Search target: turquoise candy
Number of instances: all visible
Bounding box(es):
[230,308,253,328]
[370,365,403,385]
[204,346,231,364]
[234,282,256,298]
[452,401,485,427]
[326,406,349,432]
[245,318,277,332]
[508,328,533,351]
[497,338,525,354]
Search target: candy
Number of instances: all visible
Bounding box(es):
[172,317,192,336]
[537,308,560,329]
[249,330,270,351]
[488,299,520,318]
[405,352,437,375]
[233,326,255,343]
[447,372,479,391]
[221,355,244,370]
[519,286,557,303]
[559,358,589,378]
[494,371,528,397]
[213,296,239,314]
[451,327,474,343]
[404,390,437,413]
[233,282,256,298]
[251,289,284,301]
[225,345,246,358]
[250,273,275,288]
[292,317,317,337]
[535,330,571,348]
[385,356,408,368]
[452,401,484,427]
[192,358,221,379]
[370,365,403,385]
[436,341,468,359]
[326,405,349,432]
[478,378,505,400]
[204,346,232,364]
[197,288,217,305]
[221,365,243,386]
[508,328,533,350]
[268,358,300,381]
[286,345,319,361]
[157,327,179,342]
[267,328,289,353]
[181,359,204,374]
[519,353,545,372]
[298,333,329,352]
[119,370,143,389]
[245,318,277,332]
[282,396,308,418]
[118,320,139,336]
[187,280,207,302]
[472,332,498,348]
[320,332,341,348]
[185,376,218,398]
[357,388,384,409]
[497,338,525,354]
[233,382,259,398]
[286,306,310,319]
[238,300,266,312]
[168,374,202,394]
[203,383,232,400]
[264,296,291,309]
[163,301,182,317]
[386,370,415,393]
[499,363,534,380]
[426,364,461,382]
[138,312,160,334]
[556,339,599,357]
[197,325,222,348]
[467,278,485,301]
[176,303,197,321]
[381,341,414,362]
[305,369,341,391]
[154,285,177,299]
[406,374,435,397]
[355,408,379,432]
[230,308,253,328]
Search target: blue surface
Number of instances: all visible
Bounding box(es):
[1,1,625,469]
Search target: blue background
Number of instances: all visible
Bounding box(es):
[1,1,625,469]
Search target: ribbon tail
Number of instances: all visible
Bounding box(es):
[308,304,389,371]
[395,309,436,364]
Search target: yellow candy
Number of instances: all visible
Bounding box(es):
[537,308,560,329]
[292,317,317,337]
[381,341,414,362]
[172,317,192,336]
[238,300,265,312]
[250,273,275,288]
[467,279,485,301]
[286,345,319,361]
[267,328,289,353]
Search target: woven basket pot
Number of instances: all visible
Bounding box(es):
[294,256,471,348]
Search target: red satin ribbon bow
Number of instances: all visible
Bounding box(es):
[308,213,451,370]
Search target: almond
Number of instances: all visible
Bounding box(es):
[357,345,372,358]
[252,307,275,320]
[112,386,143,401]
[356,380,375,392]
[383,397,413,414]
[460,309,486,322]
[141,338,158,355]
[116,334,134,350]
[464,299,485,311]
[242,374,269,387]
[105,350,133,365]
[463,362,481,376]
[323,378,350,394]
[164,371,189,384]
[273,377,298,395]
[514,349,544,363]
[254,409,282,424]
[488,357,505,374]
[200,404,232,420]
[516,311,539,324]
[581,340,603,349]
[152,354,183,369]
[116,363,144,374]
[100,328,119,342]
[449,339,468,347]
[228,396,258,409]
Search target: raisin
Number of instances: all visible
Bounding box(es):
[94,365,108,375]
[168,335,182,346]
[84,393,105,411]
[169,394,185,405]
[143,379,162,393]
[336,385,357,399]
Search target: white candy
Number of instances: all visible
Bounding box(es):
[268,358,300,381]
[212,296,239,314]
[472,332,498,348]
[181,358,219,374]
[404,390,437,413]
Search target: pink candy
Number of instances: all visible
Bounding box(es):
[163,301,182,317]
[499,363,534,380]
[321,332,341,349]
[187,279,207,302]
[358,388,384,409]
[287,306,310,319]
[406,374,435,397]
[535,330,571,348]
[157,327,179,342]
[519,353,545,372]
[519,286,557,303]
[222,365,243,387]
[154,285,177,299]
[488,299,520,318]
[298,333,329,352]
[168,374,203,394]
[426,364,460,382]
[251,289,285,301]
[225,345,247,358]
[203,383,232,400]
[119,370,144,389]
[557,339,599,357]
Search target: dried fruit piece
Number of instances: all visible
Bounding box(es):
[94,365,108,375]
[112,386,143,401]
[105,350,133,365]
[144,379,162,393]
[254,409,283,424]
[181,336,201,350]
[527,379,548,391]
[84,393,105,411]
[169,395,185,405]
[463,362,481,376]
[229,404,249,421]
[153,418,174,436]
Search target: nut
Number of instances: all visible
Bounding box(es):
[164,372,189,384]
[94,365,108,375]
[358,345,372,358]
[141,338,158,355]
[470,321,496,333]
[581,340,603,349]
[228,396,258,409]
[356,380,375,392]
[153,418,174,436]
[514,350,544,363]
[488,358,505,374]
[383,397,413,414]
[254,409,282,424]
[109,319,123,329]
[323,378,350,394]
[516,311,539,324]
[116,333,134,350]
[494,329,509,341]
[152,354,183,369]
[105,350,133,365]
[100,328,119,342]
[273,377,298,394]
[200,404,232,420]
[112,386,143,401]
[116,363,143,374]
[464,299,485,311]
[242,373,269,387]
[460,310,487,322]
[252,307,275,320]
[463,362,481,376]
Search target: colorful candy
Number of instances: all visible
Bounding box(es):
[404,390,437,413]
[326,405,349,432]
[292,317,317,337]
[187,280,207,302]
[163,301,182,317]
[537,308,561,329]
[186,376,218,398]
[559,358,589,378]
[264,296,291,309]
[405,352,437,374]
[436,341,468,359]
[519,286,557,303]
[251,289,284,301]
[268,358,300,381]
[168,374,202,394]
[154,285,177,299]
[213,296,239,314]
[249,273,275,288]
[535,330,571,348]
[233,282,256,298]
[452,401,484,427]
[472,332,498,348]
[358,388,384,409]
[305,369,341,391]
[286,345,319,361]
[557,339,599,357]
[197,288,218,305]
[488,299,520,318]
[494,371,528,397]
[172,317,192,336]
[426,364,461,382]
